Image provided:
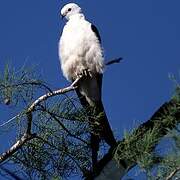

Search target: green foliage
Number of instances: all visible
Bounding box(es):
[115,127,160,170]
[153,129,180,179]
[115,85,180,179]
[0,64,180,179]
[0,64,49,106]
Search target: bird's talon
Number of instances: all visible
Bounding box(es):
[81,69,92,77]
[76,72,83,79]
[89,71,92,77]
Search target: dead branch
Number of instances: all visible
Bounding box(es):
[105,57,123,66]
[0,133,36,163]
[166,166,180,180]
[27,76,80,113]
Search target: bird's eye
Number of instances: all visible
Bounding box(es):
[68,8,72,12]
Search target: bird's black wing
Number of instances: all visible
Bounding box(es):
[91,24,101,44]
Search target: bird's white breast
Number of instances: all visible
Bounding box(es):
[59,16,104,81]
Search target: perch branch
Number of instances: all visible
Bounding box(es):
[27,76,80,113]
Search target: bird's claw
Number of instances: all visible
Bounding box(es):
[82,69,92,77]
[76,69,92,79]
[76,73,83,79]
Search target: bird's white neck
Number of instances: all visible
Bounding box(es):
[68,13,85,21]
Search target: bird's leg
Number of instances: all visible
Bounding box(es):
[75,72,83,79]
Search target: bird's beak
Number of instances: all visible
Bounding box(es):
[61,14,65,20]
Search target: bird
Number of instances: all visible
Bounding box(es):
[58,3,117,168]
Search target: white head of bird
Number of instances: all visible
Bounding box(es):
[61,3,82,20]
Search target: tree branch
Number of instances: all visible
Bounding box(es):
[0,133,36,163]
[105,57,123,66]
[27,77,80,113]
[166,166,180,180]
[0,166,23,180]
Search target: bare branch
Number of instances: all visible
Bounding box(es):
[166,167,180,180]
[27,77,80,113]
[0,165,23,180]
[0,133,36,164]
[105,57,123,66]
[0,114,21,127]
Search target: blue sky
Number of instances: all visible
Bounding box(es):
[0,0,180,179]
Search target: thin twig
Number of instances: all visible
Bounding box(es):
[166,167,180,180]
[0,114,21,127]
[105,57,123,66]
[0,81,53,93]
[36,135,88,175]
[0,165,23,180]
[41,107,88,145]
